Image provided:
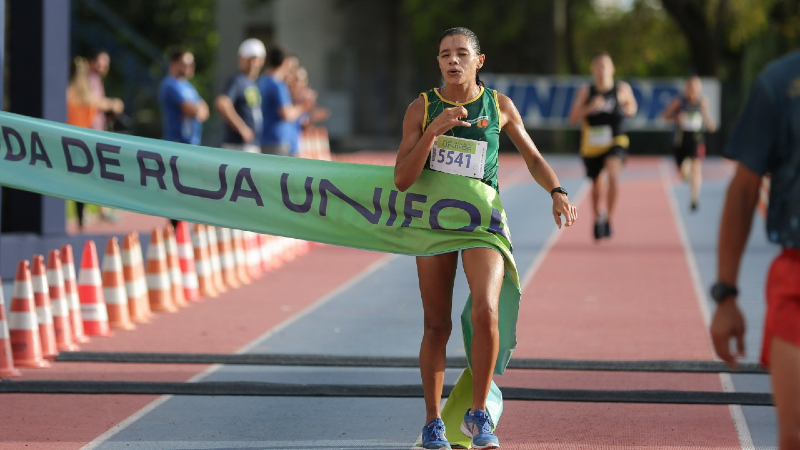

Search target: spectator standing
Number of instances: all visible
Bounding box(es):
[257,47,308,156]
[86,49,124,223]
[159,47,209,229]
[87,49,125,132]
[710,49,800,450]
[215,38,266,153]
[66,57,98,230]
[159,47,208,145]
[67,57,97,129]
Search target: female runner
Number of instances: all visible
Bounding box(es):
[394,27,577,449]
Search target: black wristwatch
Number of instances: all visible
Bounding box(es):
[710,282,738,304]
[550,186,568,198]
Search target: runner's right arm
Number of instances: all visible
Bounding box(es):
[567,85,600,125]
[394,98,468,192]
[710,163,761,367]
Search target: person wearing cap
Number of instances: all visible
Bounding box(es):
[215,38,266,153]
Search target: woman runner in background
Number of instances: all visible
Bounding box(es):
[661,75,716,211]
[394,27,577,449]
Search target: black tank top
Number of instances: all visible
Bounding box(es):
[677,96,704,144]
[585,82,624,137]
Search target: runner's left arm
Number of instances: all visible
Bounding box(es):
[661,97,681,122]
[618,81,638,118]
[498,93,577,229]
[700,98,716,132]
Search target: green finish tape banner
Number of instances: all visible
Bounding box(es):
[0,111,519,441]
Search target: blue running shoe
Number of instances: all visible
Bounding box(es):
[421,418,451,449]
[460,409,499,449]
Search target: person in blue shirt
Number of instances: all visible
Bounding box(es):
[710,49,800,449]
[257,47,309,156]
[215,38,266,153]
[159,47,208,145]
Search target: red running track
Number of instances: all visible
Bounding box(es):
[495,157,742,449]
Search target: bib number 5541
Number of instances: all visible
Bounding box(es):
[436,148,470,168]
[430,135,486,179]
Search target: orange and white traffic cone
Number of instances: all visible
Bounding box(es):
[192,224,218,298]
[231,229,252,286]
[31,255,59,359]
[206,226,227,294]
[320,128,332,161]
[121,233,151,324]
[146,228,177,312]
[244,231,263,280]
[216,228,240,289]
[46,250,78,352]
[163,225,187,308]
[61,244,90,344]
[102,237,136,330]
[258,234,273,273]
[274,236,289,268]
[212,227,241,289]
[0,276,22,377]
[133,233,154,321]
[8,260,50,368]
[78,241,113,337]
[175,221,200,302]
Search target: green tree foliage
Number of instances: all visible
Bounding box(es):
[570,0,690,77]
[400,0,556,74]
[400,0,689,78]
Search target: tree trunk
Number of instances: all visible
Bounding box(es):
[660,0,719,76]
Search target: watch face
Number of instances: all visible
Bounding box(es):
[711,283,736,301]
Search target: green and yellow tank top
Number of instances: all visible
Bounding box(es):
[421,86,501,192]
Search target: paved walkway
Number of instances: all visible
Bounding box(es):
[0,153,778,449]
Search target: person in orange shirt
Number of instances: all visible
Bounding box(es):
[66,57,97,230]
[67,57,97,128]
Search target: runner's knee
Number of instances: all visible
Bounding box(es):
[470,302,498,331]
[423,317,452,341]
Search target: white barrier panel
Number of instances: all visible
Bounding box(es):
[482,74,721,131]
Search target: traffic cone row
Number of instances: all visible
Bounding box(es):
[0,222,315,377]
[297,128,332,161]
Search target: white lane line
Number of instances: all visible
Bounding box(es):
[81,252,398,450]
[660,160,755,450]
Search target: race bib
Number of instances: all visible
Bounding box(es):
[681,111,703,132]
[588,125,613,147]
[429,135,486,179]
